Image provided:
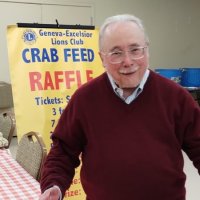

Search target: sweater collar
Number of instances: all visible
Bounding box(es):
[107,69,150,104]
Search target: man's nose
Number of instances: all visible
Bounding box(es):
[122,51,133,66]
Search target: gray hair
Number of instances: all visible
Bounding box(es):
[99,14,149,50]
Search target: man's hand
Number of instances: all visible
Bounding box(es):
[39,186,61,200]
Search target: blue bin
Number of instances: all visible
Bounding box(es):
[155,68,182,84]
[181,68,200,87]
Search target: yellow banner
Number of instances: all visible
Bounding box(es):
[7,25,104,199]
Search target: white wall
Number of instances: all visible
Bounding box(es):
[1,0,200,82]
[0,0,94,83]
[94,0,200,69]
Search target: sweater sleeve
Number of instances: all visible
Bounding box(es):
[40,93,86,197]
[179,91,200,174]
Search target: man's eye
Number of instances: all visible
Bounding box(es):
[112,51,122,56]
[130,48,140,52]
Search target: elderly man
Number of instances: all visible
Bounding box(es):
[39,14,200,200]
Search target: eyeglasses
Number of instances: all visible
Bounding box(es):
[102,46,148,64]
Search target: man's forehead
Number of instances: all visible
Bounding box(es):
[101,21,146,51]
[109,44,141,51]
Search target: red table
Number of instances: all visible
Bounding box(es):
[0,149,41,199]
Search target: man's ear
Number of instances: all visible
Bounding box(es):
[98,52,106,68]
[98,52,103,62]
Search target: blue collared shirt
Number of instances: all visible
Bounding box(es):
[107,69,150,104]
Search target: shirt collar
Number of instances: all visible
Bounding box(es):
[107,69,150,103]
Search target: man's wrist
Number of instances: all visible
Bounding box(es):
[52,185,62,200]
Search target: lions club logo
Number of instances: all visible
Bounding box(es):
[22,29,37,45]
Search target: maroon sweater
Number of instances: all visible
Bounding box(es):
[40,71,200,200]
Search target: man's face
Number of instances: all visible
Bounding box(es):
[99,21,149,89]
